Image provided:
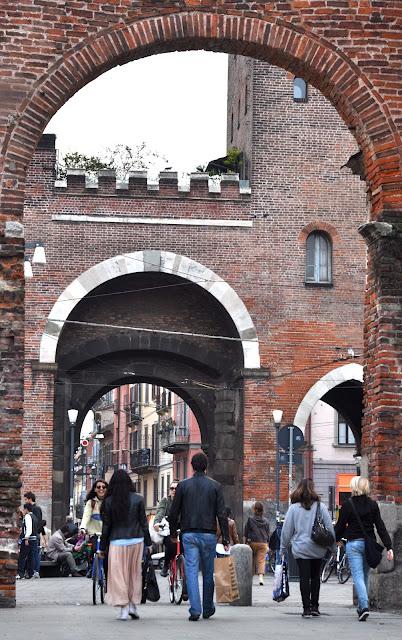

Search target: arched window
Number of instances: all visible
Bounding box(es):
[306,232,332,283]
[293,77,308,102]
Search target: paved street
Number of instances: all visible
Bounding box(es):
[2,573,401,640]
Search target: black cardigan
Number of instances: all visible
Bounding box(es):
[334,495,392,550]
[100,492,151,551]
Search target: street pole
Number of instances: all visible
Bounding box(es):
[276,421,280,518]
[272,410,283,522]
[68,409,78,518]
[288,424,294,504]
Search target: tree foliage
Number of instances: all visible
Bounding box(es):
[57,143,169,180]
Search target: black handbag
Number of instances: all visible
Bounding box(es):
[311,501,335,547]
[141,550,160,603]
[349,498,384,569]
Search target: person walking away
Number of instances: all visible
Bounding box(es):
[80,479,108,577]
[154,481,178,577]
[99,469,152,621]
[280,478,336,618]
[335,476,393,622]
[169,452,229,622]
[244,501,270,585]
[24,491,43,578]
[47,525,82,576]
[17,503,39,579]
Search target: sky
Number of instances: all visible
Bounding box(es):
[45,51,229,174]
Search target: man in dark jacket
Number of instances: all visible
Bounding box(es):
[169,452,229,621]
[24,491,43,578]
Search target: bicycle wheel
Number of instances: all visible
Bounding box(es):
[168,562,175,603]
[173,556,184,605]
[321,556,335,583]
[92,556,105,605]
[338,556,351,584]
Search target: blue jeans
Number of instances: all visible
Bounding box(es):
[346,539,369,611]
[182,532,216,617]
[33,538,40,573]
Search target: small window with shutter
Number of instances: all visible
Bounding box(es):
[305,232,332,284]
[293,77,308,103]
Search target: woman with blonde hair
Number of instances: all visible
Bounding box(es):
[335,476,393,622]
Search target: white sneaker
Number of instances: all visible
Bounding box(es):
[117,605,129,621]
[16,575,22,580]
[33,572,40,579]
[129,603,139,619]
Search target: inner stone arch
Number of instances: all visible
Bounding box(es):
[40,249,260,369]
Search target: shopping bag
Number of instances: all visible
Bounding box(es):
[141,550,160,603]
[214,556,240,603]
[272,560,290,602]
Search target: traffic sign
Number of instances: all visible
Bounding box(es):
[278,425,305,451]
[279,451,303,465]
[81,439,89,447]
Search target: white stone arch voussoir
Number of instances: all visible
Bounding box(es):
[293,363,363,434]
[39,250,260,368]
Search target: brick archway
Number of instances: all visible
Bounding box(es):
[2,11,402,222]
[293,363,363,432]
[39,249,260,369]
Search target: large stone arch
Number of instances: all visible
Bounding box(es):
[3,11,402,223]
[293,363,363,432]
[39,250,260,369]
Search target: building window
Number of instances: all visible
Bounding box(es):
[175,459,181,480]
[167,474,171,494]
[183,458,188,479]
[305,232,332,284]
[161,475,165,498]
[143,478,148,506]
[337,414,355,445]
[293,77,308,102]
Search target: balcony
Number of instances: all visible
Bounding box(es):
[125,401,143,426]
[130,447,158,474]
[160,422,190,454]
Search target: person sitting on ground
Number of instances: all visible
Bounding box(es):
[46,524,82,577]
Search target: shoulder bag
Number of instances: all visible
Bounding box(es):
[349,498,384,569]
[311,501,335,547]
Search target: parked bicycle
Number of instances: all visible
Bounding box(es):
[93,535,106,604]
[321,539,351,584]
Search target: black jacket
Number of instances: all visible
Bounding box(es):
[335,495,392,549]
[169,472,229,544]
[244,515,270,543]
[100,492,151,551]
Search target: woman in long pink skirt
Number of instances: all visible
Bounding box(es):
[99,469,152,620]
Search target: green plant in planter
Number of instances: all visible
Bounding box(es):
[224,147,242,173]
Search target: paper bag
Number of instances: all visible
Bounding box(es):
[214,556,240,603]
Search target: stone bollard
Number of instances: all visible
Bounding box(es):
[230,544,253,606]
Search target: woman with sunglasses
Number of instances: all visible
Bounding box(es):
[80,479,109,575]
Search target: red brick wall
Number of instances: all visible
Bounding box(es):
[2,2,402,607]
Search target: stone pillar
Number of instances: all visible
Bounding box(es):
[0,224,24,608]
[230,544,253,606]
[359,218,402,609]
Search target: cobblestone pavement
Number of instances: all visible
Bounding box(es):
[2,573,401,640]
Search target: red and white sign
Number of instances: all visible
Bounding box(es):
[81,439,89,447]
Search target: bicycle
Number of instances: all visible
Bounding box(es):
[167,530,187,605]
[92,535,106,605]
[321,540,351,584]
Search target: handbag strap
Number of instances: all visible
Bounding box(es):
[349,498,369,540]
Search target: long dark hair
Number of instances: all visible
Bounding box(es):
[85,478,108,504]
[290,479,319,510]
[103,469,135,522]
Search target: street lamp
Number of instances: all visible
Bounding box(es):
[68,409,78,516]
[272,409,283,521]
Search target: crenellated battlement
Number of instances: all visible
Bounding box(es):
[56,169,251,199]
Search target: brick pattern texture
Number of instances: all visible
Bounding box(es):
[1,1,402,608]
